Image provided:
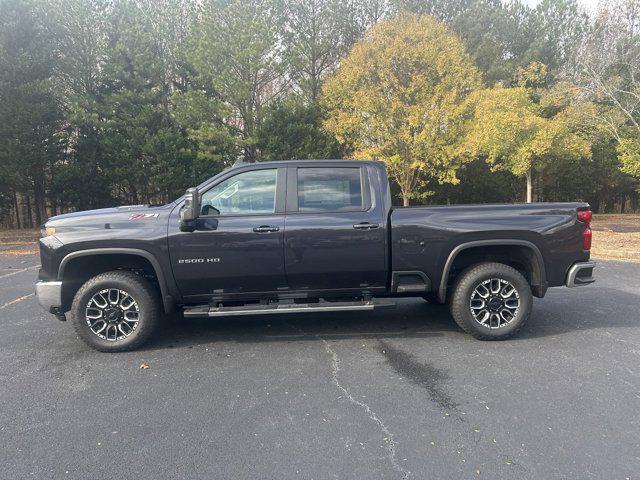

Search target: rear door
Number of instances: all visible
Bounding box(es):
[283,165,387,294]
[168,167,287,301]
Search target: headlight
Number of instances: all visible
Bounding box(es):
[40,226,56,237]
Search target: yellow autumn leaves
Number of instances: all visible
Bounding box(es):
[321,14,594,205]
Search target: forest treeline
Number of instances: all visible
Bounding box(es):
[1,0,639,228]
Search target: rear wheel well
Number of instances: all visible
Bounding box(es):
[60,254,161,312]
[442,245,545,301]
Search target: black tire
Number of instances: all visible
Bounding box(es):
[70,271,161,352]
[450,262,532,340]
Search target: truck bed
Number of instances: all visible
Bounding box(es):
[390,202,591,299]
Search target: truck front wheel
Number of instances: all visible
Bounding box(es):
[450,262,532,340]
[70,271,161,352]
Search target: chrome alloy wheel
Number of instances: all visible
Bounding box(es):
[85,288,139,341]
[469,278,520,329]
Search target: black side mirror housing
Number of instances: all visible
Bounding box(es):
[180,187,201,232]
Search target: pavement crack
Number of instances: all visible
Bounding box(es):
[284,321,411,478]
[320,338,411,479]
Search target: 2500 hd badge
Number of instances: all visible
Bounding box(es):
[178,258,221,264]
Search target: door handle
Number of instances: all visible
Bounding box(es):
[353,222,379,230]
[253,225,280,233]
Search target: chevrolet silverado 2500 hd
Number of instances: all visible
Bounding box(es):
[36,160,595,351]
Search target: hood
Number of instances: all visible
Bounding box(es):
[47,205,162,223]
[44,204,174,237]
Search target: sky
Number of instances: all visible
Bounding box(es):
[522,0,600,14]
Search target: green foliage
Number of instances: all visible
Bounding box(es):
[0,0,63,225]
[171,90,238,181]
[394,0,588,87]
[284,0,362,101]
[256,99,343,160]
[188,0,287,162]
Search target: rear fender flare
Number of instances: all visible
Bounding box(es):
[438,240,547,302]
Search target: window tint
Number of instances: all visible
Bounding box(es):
[297,168,363,212]
[201,169,277,216]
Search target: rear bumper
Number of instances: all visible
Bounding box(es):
[35,281,63,313]
[565,261,596,287]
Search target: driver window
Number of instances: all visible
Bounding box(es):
[200,169,277,216]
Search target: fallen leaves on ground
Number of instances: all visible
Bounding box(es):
[0,248,39,255]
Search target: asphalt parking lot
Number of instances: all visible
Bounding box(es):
[0,251,638,480]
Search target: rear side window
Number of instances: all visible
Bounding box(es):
[297,167,363,212]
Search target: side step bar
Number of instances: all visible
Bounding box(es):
[183,299,396,318]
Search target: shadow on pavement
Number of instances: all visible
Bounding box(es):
[142,287,640,350]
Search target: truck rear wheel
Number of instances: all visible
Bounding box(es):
[450,262,532,340]
[70,271,161,352]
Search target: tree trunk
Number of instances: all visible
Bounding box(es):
[403,196,410,207]
[13,191,21,229]
[25,195,33,228]
[526,168,533,203]
[33,181,45,227]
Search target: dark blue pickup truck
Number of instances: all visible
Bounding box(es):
[36,160,595,351]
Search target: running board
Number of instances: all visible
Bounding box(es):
[183,299,396,318]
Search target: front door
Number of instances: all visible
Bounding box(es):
[168,167,287,301]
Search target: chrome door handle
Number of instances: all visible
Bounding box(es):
[353,222,379,230]
[253,225,280,233]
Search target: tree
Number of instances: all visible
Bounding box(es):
[0,0,63,226]
[461,84,593,202]
[256,98,342,160]
[322,14,481,206]
[45,0,112,212]
[284,0,361,102]
[189,0,288,162]
[523,0,589,77]
[97,0,197,204]
[576,0,640,179]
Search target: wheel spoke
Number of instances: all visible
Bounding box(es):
[500,286,515,298]
[108,289,120,305]
[92,293,108,309]
[86,308,102,320]
[504,298,519,309]
[120,295,135,310]
[92,320,107,333]
[500,309,515,322]
[118,323,132,336]
[475,284,490,298]
[470,299,485,310]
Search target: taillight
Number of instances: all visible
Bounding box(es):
[578,210,592,250]
[577,210,592,223]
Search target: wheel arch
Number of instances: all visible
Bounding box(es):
[438,240,547,303]
[58,248,174,313]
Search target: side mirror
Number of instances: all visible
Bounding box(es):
[180,187,201,232]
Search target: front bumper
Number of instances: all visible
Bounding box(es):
[565,261,596,287]
[35,281,63,313]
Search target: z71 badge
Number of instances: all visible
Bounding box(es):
[129,213,159,220]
